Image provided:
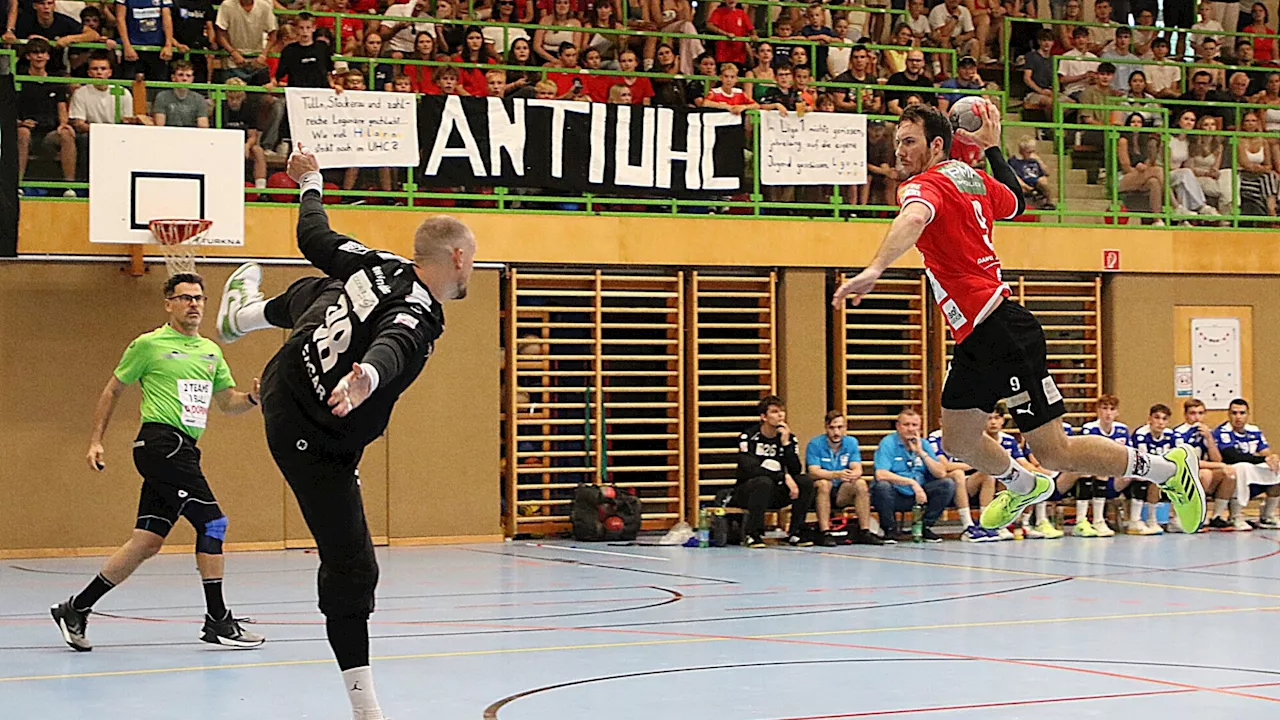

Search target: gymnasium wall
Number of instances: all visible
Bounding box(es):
[1104,275,1280,434]
[0,264,502,557]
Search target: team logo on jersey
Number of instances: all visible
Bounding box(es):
[1041,376,1063,404]
[393,312,419,329]
[338,240,372,255]
[939,161,987,195]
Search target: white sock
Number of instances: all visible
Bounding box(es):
[995,457,1037,495]
[1019,509,1032,527]
[1129,499,1144,525]
[1265,497,1280,519]
[1076,499,1089,522]
[959,506,973,528]
[342,667,383,719]
[1213,498,1230,518]
[1123,447,1176,483]
[1144,503,1158,522]
[1092,497,1106,524]
[235,299,274,334]
[1035,503,1049,525]
[254,178,267,189]
[1228,498,1242,520]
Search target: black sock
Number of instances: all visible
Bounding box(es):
[326,616,370,671]
[203,579,228,620]
[72,573,115,612]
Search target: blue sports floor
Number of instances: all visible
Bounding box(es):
[3,534,1280,719]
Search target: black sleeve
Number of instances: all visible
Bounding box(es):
[782,440,801,478]
[275,46,294,83]
[1221,447,1267,465]
[361,307,435,390]
[297,189,372,279]
[736,433,766,482]
[984,146,1026,218]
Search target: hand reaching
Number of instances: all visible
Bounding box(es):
[832,266,883,307]
[328,363,373,417]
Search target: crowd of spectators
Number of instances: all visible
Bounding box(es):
[4,0,1279,216]
[730,393,1280,547]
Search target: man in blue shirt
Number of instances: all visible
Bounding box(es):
[806,411,884,546]
[1128,403,1177,535]
[936,56,990,114]
[872,408,954,541]
[1215,398,1280,529]
[116,0,175,81]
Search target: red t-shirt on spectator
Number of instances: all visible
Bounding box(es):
[404,64,440,94]
[707,86,751,105]
[315,15,363,50]
[616,76,654,104]
[537,0,588,16]
[1252,29,1276,62]
[708,6,753,65]
[456,56,497,96]
[583,73,614,102]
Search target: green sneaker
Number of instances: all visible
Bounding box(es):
[216,262,263,344]
[1160,446,1206,534]
[980,473,1054,529]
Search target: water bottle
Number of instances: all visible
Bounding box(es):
[911,504,924,543]
[697,509,710,548]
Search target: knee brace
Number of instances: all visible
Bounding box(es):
[195,516,228,555]
[1126,480,1151,499]
[1076,478,1095,500]
[318,553,380,619]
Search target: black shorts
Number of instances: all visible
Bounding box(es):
[117,50,170,82]
[941,300,1065,433]
[1163,0,1195,28]
[132,423,223,537]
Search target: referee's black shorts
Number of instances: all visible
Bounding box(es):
[941,300,1066,433]
[132,422,224,538]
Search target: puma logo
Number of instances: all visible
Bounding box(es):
[1015,408,1033,416]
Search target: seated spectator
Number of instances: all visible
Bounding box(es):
[1187,113,1227,214]
[1119,70,1160,125]
[744,41,774,102]
[1101,27,1140,90]
[787,43,809,76]
[807,411,882,546]
[872,409,953,542]
[152,60,209,127]
[1234,41,1269,95]
[579,1,621,68]
[1215,398,1280,528]
[430,64,463,95]
[485,67,507,97]
[1132,8,1156,57]
[814,92,835,111]
[352,32,395,91]
[274,12,332,89]
[606,82,630,103]
[793,63,816,107]
[832,44,881,114]
[1195,37,1226,88]
[613,49,653,105]
[220,76,266,191]
[1166,109,1212,215]
[650,42,690,106]
[904,0,932,46]
[403,31,440,94]
[1022,29,1058,114]
[376,0,435,58]
[729,395,817,548]
[1144,37,1182,99]
[1054,0,1083,52]
[965,0,1003,64]
[504,37,541,97]
[646,0,701,74]
[533,78,557,98]
[865,120,899,206]
[69,50,151,161]
[1117,112,1165,218]
[826,15,853,78]
[1238,111,1279,216]
[533,0,581,64]
[929,0,979,65]
[1010,136,1054,209]
[578,47,614,101]
[1225,71,1255,128]
[1058,26,1098,99]
[885,49,936,115]
[704,61,756,113]
[1190,0,1223,56]
[215,0,277,85]
[66,6,117,77]
[456,25,498,96]
[1254,72,1280,161]
[1077,61,1117,131]
[484,0,530,55]
[686,52,718,106]
[1244,2,1275,62]
[392,73,414,92]
[10,0,99,75]
[757,62,803,115]
[937,55,989,113]
[15,38,77,194]
[546,41,586,98]
[431,0,463,54]
[1085,0,1115,53]
[1181,70,1229,126]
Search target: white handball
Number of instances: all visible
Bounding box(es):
[949,96,988,134]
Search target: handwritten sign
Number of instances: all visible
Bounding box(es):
[285,88,419,168]
[759,111,867,186]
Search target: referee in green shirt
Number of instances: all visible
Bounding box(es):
[50,273,266,652]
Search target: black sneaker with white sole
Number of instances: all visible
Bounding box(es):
[921,527,944,543]
[51,598,93,652]
[788,534,814,547]
[743,535,766,549]
[200,613,266,648]
[854,529,887,546]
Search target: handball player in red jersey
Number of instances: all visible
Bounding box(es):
[831,101,1205,533]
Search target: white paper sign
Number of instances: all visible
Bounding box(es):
[1190,318,1241,409]
[285,88,419,168]
[759,111,867,186]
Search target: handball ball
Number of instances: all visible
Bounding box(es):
[949,96,987,134]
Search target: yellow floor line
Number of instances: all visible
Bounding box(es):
[5,605,1275,684]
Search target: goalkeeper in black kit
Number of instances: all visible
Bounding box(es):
[213,149,477,720]
[730,395,817,548]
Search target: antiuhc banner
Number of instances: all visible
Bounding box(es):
[416,95,745,196]
[0,75,17,257]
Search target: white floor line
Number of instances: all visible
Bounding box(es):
[521,543,672,562]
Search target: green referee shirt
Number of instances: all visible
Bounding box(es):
[113,325,235,441]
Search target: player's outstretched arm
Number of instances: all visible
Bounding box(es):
[287,149,371,280]
[213,378,261,416]
[327,309,438,417]
[832,202,932,307]
[87,376,127,472]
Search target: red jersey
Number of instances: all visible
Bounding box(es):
[708,86,751,105]
[708,6,753,64]
[897,160,1019,344]
[617,76,654,105]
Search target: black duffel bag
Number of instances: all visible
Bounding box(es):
[571,484,642,541]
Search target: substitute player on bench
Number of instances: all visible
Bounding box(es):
[831,102,1204,535]
[52,273,265,652]
[215,149,476,720]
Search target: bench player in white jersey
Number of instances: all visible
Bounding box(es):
[831,101,1205,534]
[1129,403,1178,535]
[1214,398,1280,529]
[1173,398,1236,532]
[927,425,998,541]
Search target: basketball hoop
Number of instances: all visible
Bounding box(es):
[149,218,213,276]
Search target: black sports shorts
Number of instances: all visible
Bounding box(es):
[132,423,223,537]
[941,300,1066,433]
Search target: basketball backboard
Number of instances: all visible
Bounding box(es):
[89,125,245,246]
